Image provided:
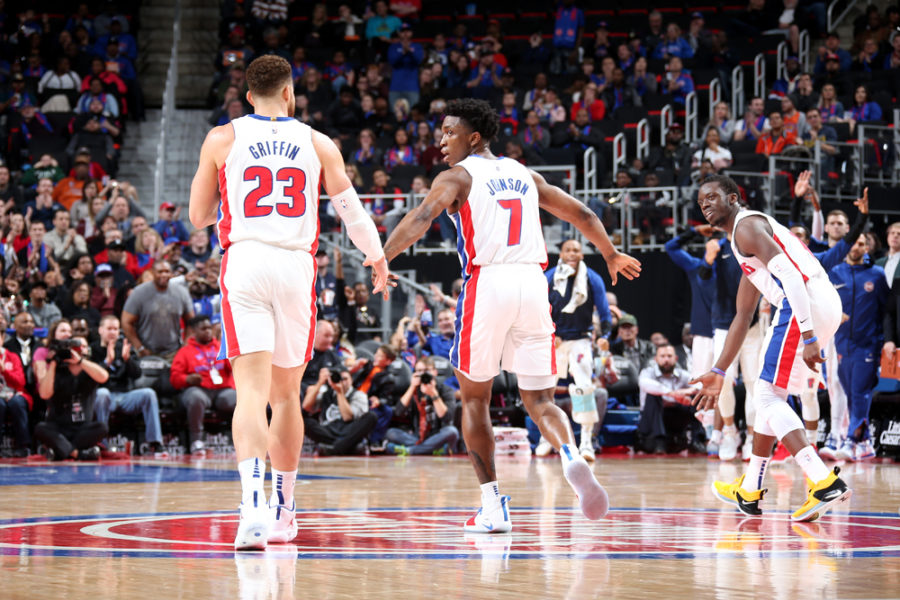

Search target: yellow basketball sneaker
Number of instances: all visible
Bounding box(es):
[711,474,767,516]
[791,466,852,522]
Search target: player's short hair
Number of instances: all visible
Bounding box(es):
[701,174,741,199]
[826,209,848,223]
[378,344,397,361]
[887,221,900,233]
[445,98,499,142]
[187,315,211,329]
[246,55,292,98]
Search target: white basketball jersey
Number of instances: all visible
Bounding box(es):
[453,155,547,275]
[730,209,827,306]
[218,115,321,252]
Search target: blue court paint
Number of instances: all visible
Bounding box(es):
[0,464,353,486]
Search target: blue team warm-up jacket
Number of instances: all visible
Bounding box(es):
[829,258,888,439]
[664,231,715,338]
[546,265,611,341]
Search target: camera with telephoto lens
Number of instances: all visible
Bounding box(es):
[48,338,81,361]
[330,370,344,384]
[419,372,433,384]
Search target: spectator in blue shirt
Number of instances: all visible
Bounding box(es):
[551,0,585,74]
[662,56,694,105]
[366,0,402,61]
[652,23,695,60]
[466,51,503,100]
[387,23,424,109]
[415,308,455,361]
[813,32,852,74]
[95,17,137,62]
[152,202,190,243]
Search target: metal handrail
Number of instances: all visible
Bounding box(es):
[660,104,674,146]
[709,78,722,122]
[753,53,765,100]
[685,91,698,143]
[828,0,871,32]
[731,66,745,121]
[153,0,180,215]
[581,186,680,252]
[636,118,650,159]
[776,40,788,82]
[612,133,626,176]
[583,146,598,192]
[798,30,810,72]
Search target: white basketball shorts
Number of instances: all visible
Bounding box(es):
[450,263,556,383]
[219,239,317,368]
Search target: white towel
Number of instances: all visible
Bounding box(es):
[553,260,589,314]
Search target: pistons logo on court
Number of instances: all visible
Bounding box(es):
[1,509,898,559]
[864,281,875,292]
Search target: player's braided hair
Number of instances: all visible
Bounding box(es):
[703,174,741,200]
[445,98,500,143]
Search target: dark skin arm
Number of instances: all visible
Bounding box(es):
[382,167,469,262]
[691,215,824,408]
[530,169,641,285]
[690,275,760,410]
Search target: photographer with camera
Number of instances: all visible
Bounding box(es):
[384,356,458,456]
[92,315,166,456]
[301,366,376,456]
[33,319,110,460]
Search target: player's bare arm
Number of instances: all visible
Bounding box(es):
[189,124,233,229]
[691,275,760,410]
[311,130,390,298]
[530,169,641,285]
[734,214,824,371]
[382,167,468,262]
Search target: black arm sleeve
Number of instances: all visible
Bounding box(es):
[842,211,869,245]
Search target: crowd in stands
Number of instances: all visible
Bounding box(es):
[2,1,899,461]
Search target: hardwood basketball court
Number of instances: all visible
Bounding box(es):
[2,454,899,599]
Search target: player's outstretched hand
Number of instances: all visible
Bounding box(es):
[802,339,826,373]
[793,170,812,198]
[606,251,641,285]
[366,256,396,300]
[689,370,723,411]
[854,186,869,215]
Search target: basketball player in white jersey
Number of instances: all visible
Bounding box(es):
[691,175,851,522]
[189,55,390,550]
[381,99,641,532]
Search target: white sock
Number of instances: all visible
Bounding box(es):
[559,443,582,467]
[795,445,831,483]
[480,481,501,511]
[238,457,266,507]
[741,454,770,492]
[723,424,737,437]
[744,433,754,446]
[805,428,818,445]
[270,468,297,508]
[579,422,596,447]
[710,429,723,445]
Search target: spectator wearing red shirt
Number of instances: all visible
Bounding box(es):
[571,83,606,122]
[755,111,797,156]
[170,315,236,454]
[0,344,31,456]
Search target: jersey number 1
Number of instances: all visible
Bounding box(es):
[243,166,307,218]
[498,198,522,246]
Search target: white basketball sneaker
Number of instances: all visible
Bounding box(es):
[268,501,298,543]
[563,449,610,520]
[719,431,740,462]
[464,495,512,533]
[234,492,270,551]
[534,437,554,457]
